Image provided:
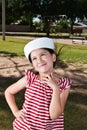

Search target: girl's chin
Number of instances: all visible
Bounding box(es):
[36,69,49,73]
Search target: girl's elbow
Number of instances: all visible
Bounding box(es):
[4,88,11,97]
[50,109,62,120]
[4,89,8,98]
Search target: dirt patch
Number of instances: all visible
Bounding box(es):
[0,55,87,91]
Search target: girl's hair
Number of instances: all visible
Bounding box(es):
[28,48,56,67]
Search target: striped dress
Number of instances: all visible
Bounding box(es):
[13,70,72,130]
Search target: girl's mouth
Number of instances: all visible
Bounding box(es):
[38,63,47,67]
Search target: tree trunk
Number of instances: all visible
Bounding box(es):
[2,0,6,40]
[44,19,50,37]
[70,18,74,34]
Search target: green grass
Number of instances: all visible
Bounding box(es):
[0,36,87,130]
[55,43,87,64]
[0,91,24,130]
[0,36,87,64]
[64,89,87,130]
[0,36,29,56]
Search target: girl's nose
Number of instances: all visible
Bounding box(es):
[37,57,42,63]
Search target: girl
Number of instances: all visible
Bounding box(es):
[5,37,72,130]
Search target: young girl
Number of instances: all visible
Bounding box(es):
[5,37,72,130]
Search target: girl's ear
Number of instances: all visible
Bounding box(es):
[52,53,56,62]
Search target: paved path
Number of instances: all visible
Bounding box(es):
[15,36,87,45]
[15,36,73,44]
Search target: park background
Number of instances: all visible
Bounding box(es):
[0,0,87,130]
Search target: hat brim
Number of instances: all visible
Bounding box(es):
[24,37,55,61]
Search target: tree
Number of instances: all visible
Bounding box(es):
[61,0,78,34]
[0,0,2,24]
[6,0,40,28]
[2,0,6,40]
[39,0,62,36]
[1,0,87,34]
[61,0,87,34]
[40,0,87,34]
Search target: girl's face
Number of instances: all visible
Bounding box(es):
[30,48,56,74]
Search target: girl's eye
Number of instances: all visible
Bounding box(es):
[41,53,45,56]
[32,57,36,61]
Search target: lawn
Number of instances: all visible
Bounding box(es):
[0,36,87,130]
[0,36,87,64]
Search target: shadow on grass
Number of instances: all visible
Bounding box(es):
[64,91,87,130]
[0,76,25,130]
[69,90,87,106]
[0,51,18,57]
[55,59,68,68]
[68,69,87,88]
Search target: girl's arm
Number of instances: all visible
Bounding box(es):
[49,87,70,120]
[42,74,70,120]
[5,76,27,120]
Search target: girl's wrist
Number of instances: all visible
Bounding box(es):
[52,85,60,92]
[12,108,19,117]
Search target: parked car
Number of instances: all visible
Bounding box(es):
[73,22,87,29]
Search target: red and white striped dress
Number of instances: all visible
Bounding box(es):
[13,70,72,130]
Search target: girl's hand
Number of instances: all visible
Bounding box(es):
[14,109,25,121]
[42,73,58,90]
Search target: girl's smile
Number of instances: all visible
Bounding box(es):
[38,62,47,67]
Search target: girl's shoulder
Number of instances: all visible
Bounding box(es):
[58,77,72,90]
[25,69,38,77]
[25,69,39,82]
[53,72,72,90]
[24,69,39,88]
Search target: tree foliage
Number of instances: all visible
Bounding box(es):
[0,0,2,24]
[0,0,87,33]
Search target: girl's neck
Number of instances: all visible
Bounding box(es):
[39,71,53,80]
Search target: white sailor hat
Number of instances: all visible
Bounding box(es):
[24,37,55,61]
